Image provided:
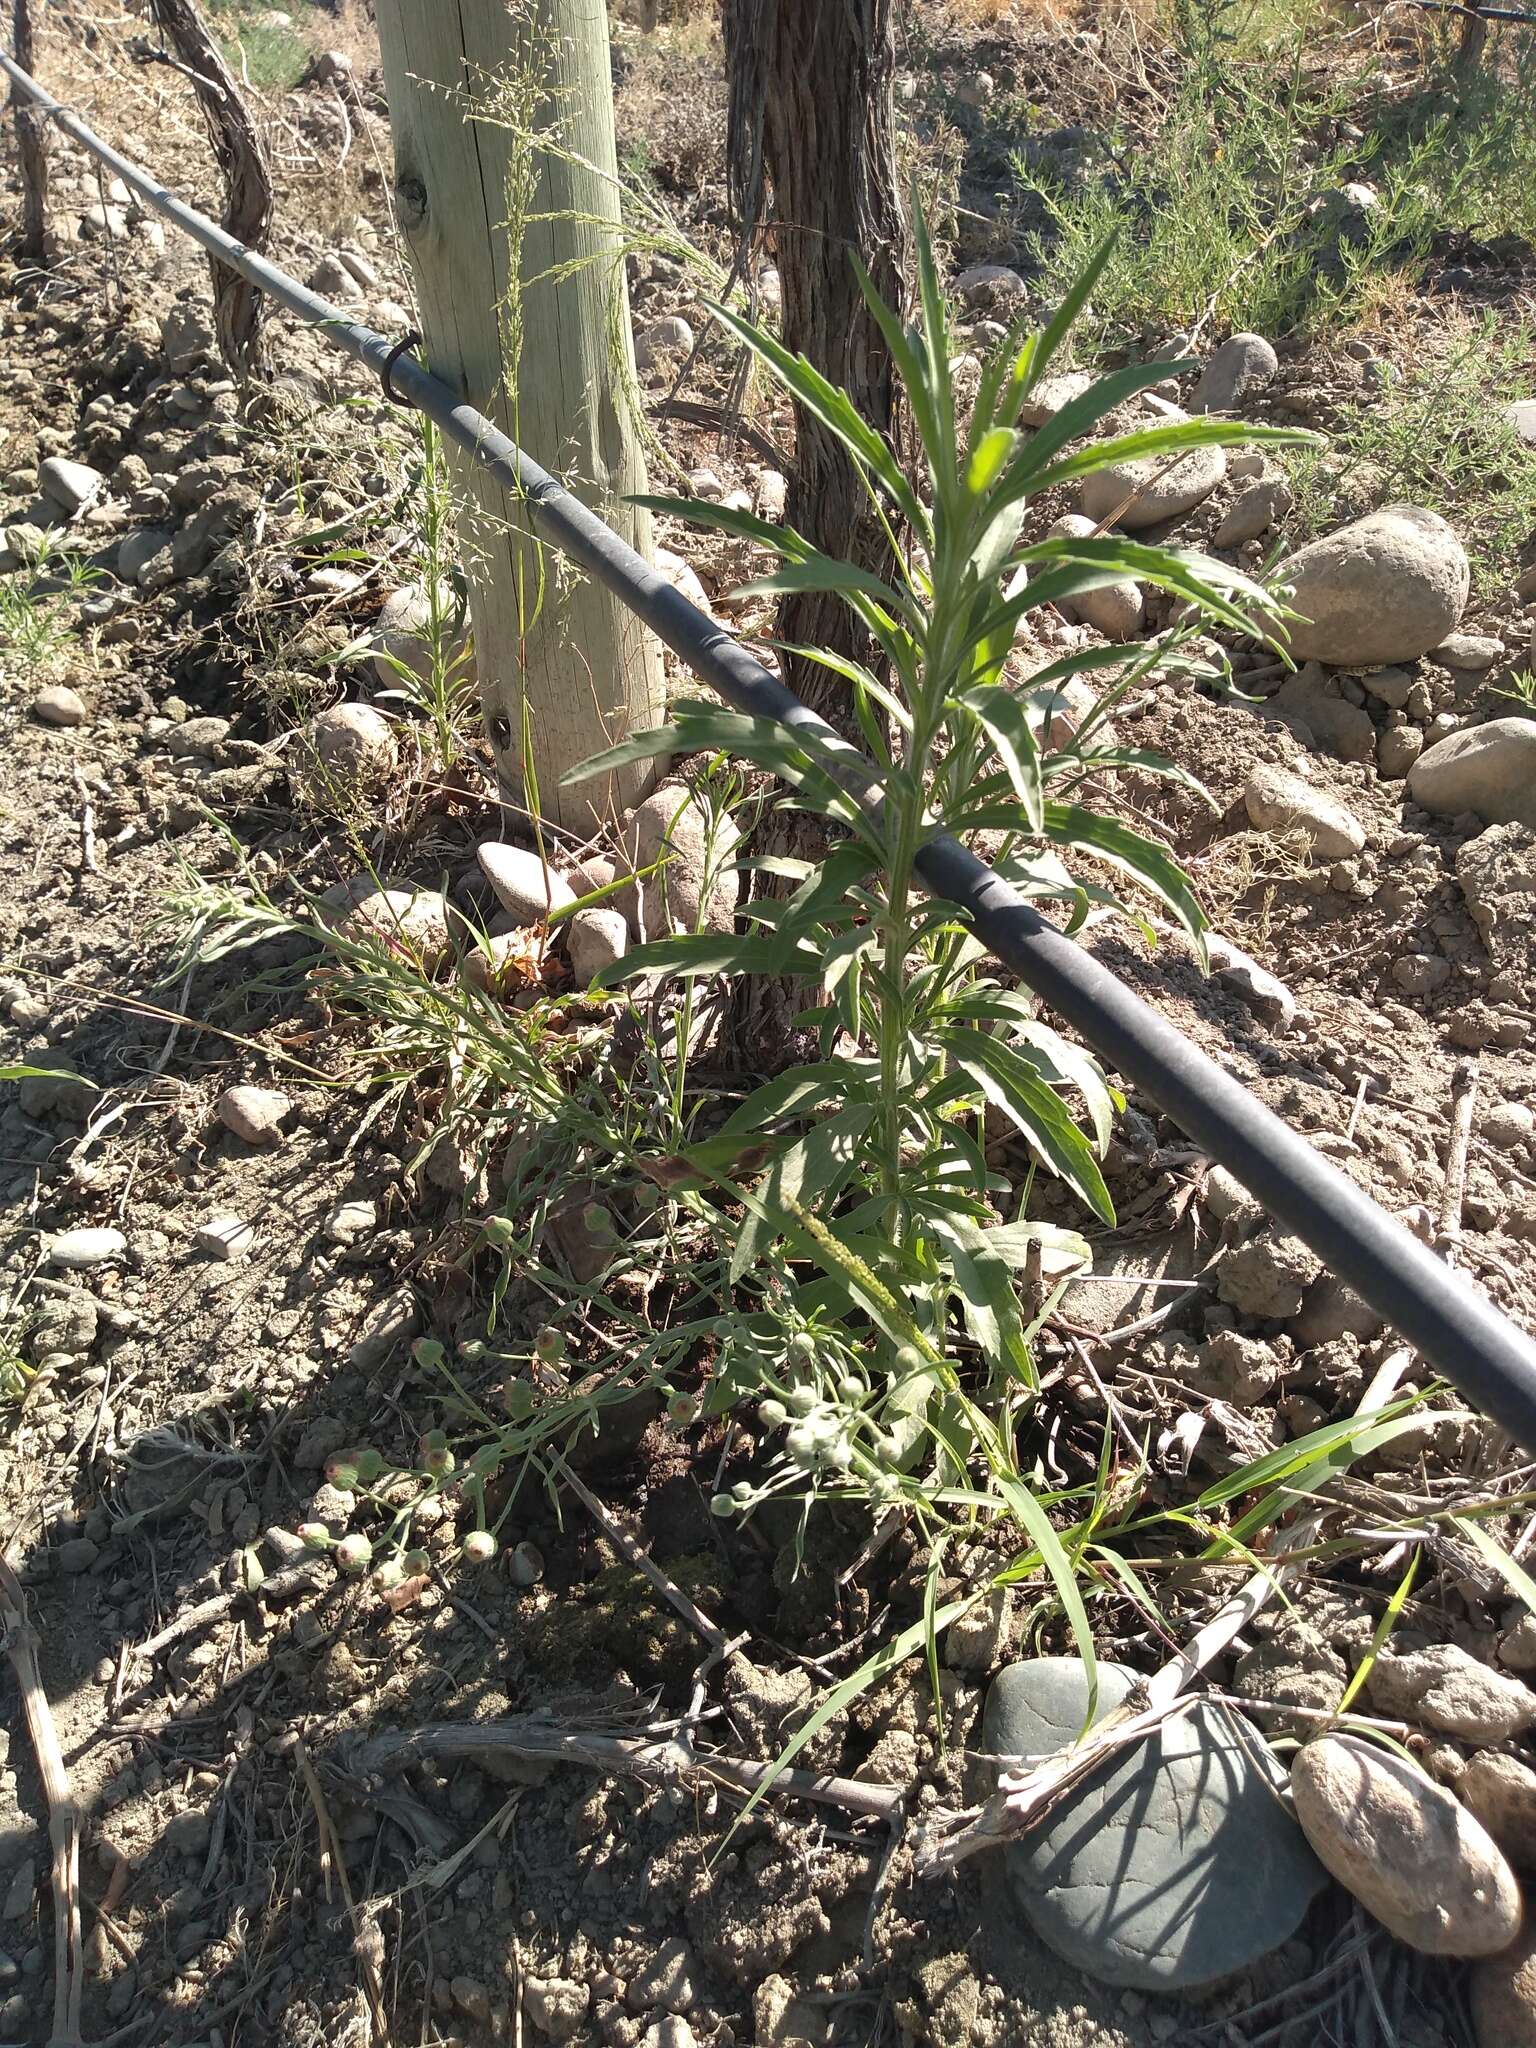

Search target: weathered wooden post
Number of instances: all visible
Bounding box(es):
[374,0,665,832]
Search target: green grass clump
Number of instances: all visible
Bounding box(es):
[1377,35,1536,252]
[1287,315,1536,597]
[0,538,103,672]
[202,0,311,93]
[1020,30,1536,348]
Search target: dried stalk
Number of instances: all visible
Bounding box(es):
[294,1735,388,2039]
[551,1452,729,1656]
[914,1347,1413,1875]
[342,1714,903,1825]
[1437,1056,1479,1261]
[132,1557,324,1661]
[0,1555,84,2048]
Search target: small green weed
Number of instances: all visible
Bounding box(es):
[566,208,1309,1594]
[0,1337,32,1411]
[366,421,480,777]
[1165,0,1333,81]
[1023,24,1536,347]
[1019,65,1453,345]
[0,537,104,671]
[1286,313,1536,595]
[1377,31,1536,252]
[203,0,310,93]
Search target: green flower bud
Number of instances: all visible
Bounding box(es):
[786,1386,817,1417]
[373,1557,407,1590]
[534,1326,566,1365]
[419,1428,454,1475]
[667,1391,698,1427]
[481,1216,517,1248]
[787,1332,816,1362]
[461,1530,497,1563]
[335,1533,373,1573]
[411,1337,446,1368]
[403,1547,431,1575]
[352,1448,386,1485]
[296,1521,333,1551]
[582,1203,615,1242]
[324,1457,360,1492]
[500,1378,535,1422]
[709,1493,735,1518]
[758,1397,788,1428]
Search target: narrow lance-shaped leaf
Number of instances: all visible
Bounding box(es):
[852,250,945,525]
[1002,227,1120,426]
[1032,420,1318,498]
[1008,353,1202,480]
[728,1596,982,1828]
[955,684,1044,832]
[629,492,808,561]
[707,297,927,534]
[927,1212,1036,1387]
[1014,533,1283,641]
[729,1103,874,1283]
[943,1024,1114,1224]
[993,1474,1099,1727]
[595,929,826,988]
[1042,802,1208,960]
[911,200,957,491]
[731,555,924,637]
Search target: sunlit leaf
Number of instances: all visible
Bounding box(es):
[943,1025,1115,1223]
[1043,802,1209,958]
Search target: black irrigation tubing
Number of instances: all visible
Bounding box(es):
[7,49,1536,1454]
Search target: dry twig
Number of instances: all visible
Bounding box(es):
[1437,1056,1479,1262]
[295,1733,389,2038]
[0,1553,84,2048]
[550,1452,729,1656]
[341,1713,903,1825]
[132,1557,324,1661]
[70,756,98,876]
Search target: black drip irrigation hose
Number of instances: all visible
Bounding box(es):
[6,48,1536,1450]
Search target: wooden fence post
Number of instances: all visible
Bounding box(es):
[374,0,665,833]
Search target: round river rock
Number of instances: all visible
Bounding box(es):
[982,1658,1325,1990]
[1273,505,1468,665]
[1078,433,1225,530]
[1291,1733,1519,1956]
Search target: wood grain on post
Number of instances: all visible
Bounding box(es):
[375,0,665,832]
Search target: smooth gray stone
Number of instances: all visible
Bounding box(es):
[983,1658,1326,1991]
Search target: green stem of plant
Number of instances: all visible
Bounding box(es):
[877,736,932,1225]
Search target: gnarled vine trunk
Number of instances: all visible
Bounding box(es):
[149,0,273,376]
[723,0,905,1068]
[12,0,49,262]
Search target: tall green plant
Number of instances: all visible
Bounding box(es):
[569,215,1310,1553]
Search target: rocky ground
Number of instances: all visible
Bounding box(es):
[2,4,1536,2048]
